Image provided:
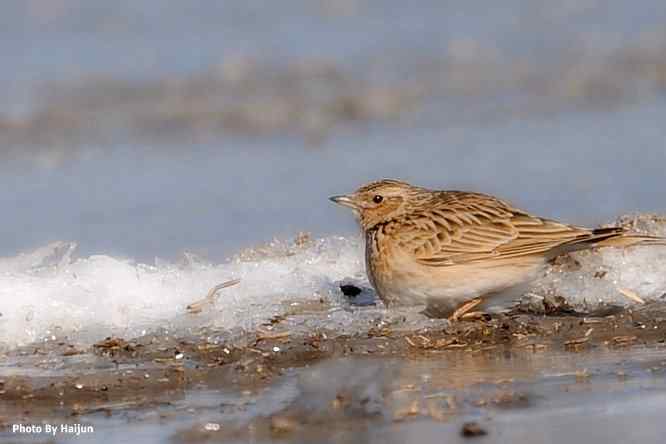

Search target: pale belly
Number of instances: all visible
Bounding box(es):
[366,242,545,316]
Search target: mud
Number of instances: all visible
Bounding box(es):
[3,299,666,436]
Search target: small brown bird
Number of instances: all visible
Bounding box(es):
[330,179,666,319]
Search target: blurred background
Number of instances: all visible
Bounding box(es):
[2,0,666,262]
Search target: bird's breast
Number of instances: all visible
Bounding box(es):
[365,228,425,306]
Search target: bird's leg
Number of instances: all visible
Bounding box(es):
[449,298,483,322]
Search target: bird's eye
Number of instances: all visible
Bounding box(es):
[373,195,383,204]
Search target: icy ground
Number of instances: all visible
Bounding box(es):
[0,235,368,349]
[535,214,666,307]
[1,215,666,350]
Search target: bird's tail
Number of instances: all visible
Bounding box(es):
[554,227,666,256]
[591,227,666,248]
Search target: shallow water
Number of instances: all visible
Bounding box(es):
[5,346,666,443]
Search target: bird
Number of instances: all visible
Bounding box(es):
[330,179,666,320]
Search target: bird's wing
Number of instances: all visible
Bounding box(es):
[397,192,592,266]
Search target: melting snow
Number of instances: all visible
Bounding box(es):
[0,236,365,349]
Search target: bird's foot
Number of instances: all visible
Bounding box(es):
[449,298,483,322]
[460,311,491,322]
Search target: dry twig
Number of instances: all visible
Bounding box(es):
[186,278,241,314]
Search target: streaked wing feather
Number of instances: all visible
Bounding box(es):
[406,193,591,266]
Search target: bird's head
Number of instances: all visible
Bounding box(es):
[330,179,423,230]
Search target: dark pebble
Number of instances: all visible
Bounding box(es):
[461,422,487,438]
[340,284,362,297]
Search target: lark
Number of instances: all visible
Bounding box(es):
[330,179,666,319]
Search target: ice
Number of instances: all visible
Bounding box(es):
[534,247,666,308]
[1,214,665,350]
[0,241,77,273]
[0,236,366,349]
[533,214,666,308]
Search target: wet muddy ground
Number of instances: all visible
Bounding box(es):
[3,300,666,442]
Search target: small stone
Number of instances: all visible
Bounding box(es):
[271,416,297,435]
[204,423,221,432]
[461,422,487,438]
[340,284,362,297]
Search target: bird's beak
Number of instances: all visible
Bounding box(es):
[329,194,358,209]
